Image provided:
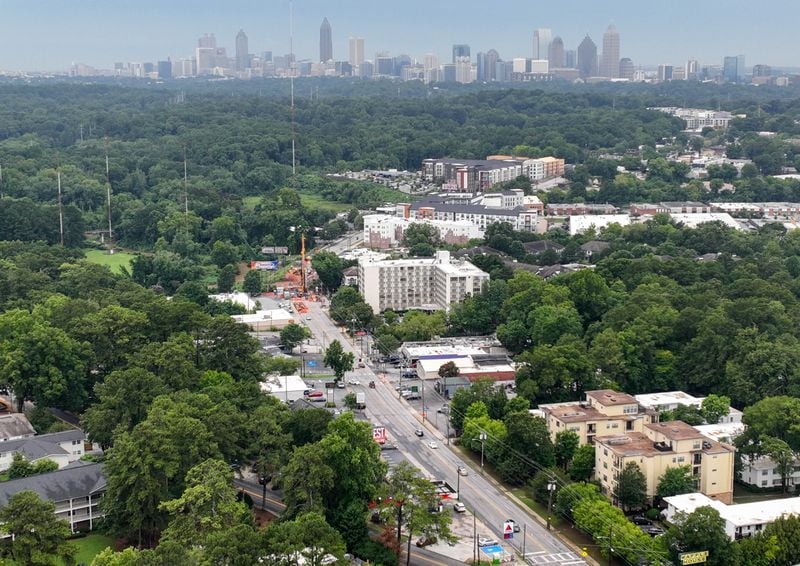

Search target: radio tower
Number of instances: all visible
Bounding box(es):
[56,165,64,246]
[290,0,297,175]
[104,137,114,251]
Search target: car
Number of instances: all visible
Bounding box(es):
[630,515,652,526]
[305,315,312,320]
[427,441,438,449]
[306,390,324,398]
[336,381,345,389]
[437,405,450,414]
[478,536,498,547]
[507,519,521,533]
[347,378,361,385]
[457,466,468,477]
[453,502,466,513]
[414,429,424,437]
[358,361,365,368]
[415,535,437,548]
[641,525,665,537]
[257,474,272,485]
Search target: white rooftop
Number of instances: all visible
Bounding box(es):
[259,375,307,393]
[694,422,746,443]
[668,213,744,231]
[569,214,631,235]
[665,492,800,528]
[209,291,257,309]
[231,309,295,324]
[635,391,703,408]
[403,345,487,358]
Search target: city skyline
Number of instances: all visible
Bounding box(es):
[1,0,799,72]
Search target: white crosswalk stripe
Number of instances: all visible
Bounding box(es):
[524,551,587,565]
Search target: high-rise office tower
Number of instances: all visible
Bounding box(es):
[686,59,699,80]
[548,36,565,68]
[565,50,577,68]
[485,49,500,81]
[455,56,472,83]
[476,52,486,82]
[658,64,674,82]
[157,60,172,79]
[198,33,216,49]
[723,55,745,82]
[532,28,552,60]
[577,35,597,78]
[320,17,333,62]
[599,24,620,78]
[452,44,470,63]
[349,37,364,66]
[235,29,249,70]
[619,58,634,80]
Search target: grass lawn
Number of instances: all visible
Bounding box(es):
[733,482,790,504]
[84,249,135,274]
[298,192,352,213]
[69,534,113,564]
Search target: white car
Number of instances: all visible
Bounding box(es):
[427,441,438,449]
[453,502,466,513]
[478,536,498,547]
[347,378,361,385]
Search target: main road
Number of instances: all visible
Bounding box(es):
[301,301,588,566]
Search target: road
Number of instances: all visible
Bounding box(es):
[320,231,363,255]
[302,301,588,566]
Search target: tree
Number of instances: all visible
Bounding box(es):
[614,461,647,511]
[0,490,75,565]
[159,458,253,548]
[662,506,739,566]
[374,332,401,356]
[8,452,33,479]
[217,264,237,292]
[760,514,800,566]
[198,316,264,381]
[330,286,372,326]
[761,436,796,494]
[282,409,333,447]
[312,250,345,292]
[264,512,346,566]
[282,443,336,516]
[82,368,166,449]
[569,444,595,482]
[701,394,730,425]
[243,269,263,296]
[656,465,695,498]
[554,430,580,470]
[324,340,354,382]
[280,323,308,352]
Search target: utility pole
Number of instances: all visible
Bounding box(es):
[547,479,557,530]
[472,508,477,565]
[479,432,487,472]
[56,166,64,246]
[104,136,113,250]
[522,524,527,558]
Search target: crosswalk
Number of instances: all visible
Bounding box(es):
[524,551,586,565]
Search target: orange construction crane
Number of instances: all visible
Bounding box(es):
[300,232,306,294]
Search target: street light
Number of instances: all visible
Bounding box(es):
[546,479,557,530]
[479,432,487,472]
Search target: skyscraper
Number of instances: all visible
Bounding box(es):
[619,58,634,80]
[577,35,597,78]
[235,29,249,71]
[320,18,333,62]
[198,33,216,49]
[565,50,577,69]
[686,59,699,80]
[348,37,364,66]
[599,24,620,78]
[452,44,470,63]
[485,49,500,81]
[723,55,745,82]
[532,28,552,60]
[548,36,565,68]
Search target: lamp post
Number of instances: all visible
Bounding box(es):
[456,466,461,501]
[546,479,557,530]
[479,432,487,473]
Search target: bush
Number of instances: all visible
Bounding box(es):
[353,540,398,566]
[645,507,661,521]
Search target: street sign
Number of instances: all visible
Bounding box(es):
[373,427,387,444]
[325,382,335,389]
[503,521,514,540]
[251,260,279,271]
[307,360,317,367]
[680,551,709,565]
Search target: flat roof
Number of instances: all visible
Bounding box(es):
[666,492,800,527]
[260,375,307,394]
[646,421,704,441]
[694,422,746,442]
[586,390,638,406]
[231,309,295,324]
[635,391,702,408]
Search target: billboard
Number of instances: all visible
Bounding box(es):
[251,260,280,271]
[261,246,290,255]
[372,426,387,444]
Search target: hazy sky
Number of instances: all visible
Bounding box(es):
[2,0,797,71]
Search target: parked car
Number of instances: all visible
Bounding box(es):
[427,441,438,449]
[478,536,498,547]
[336,381,345,389]
[415,535,437,547]
[630,516,652,526]
[415,429,424,437]
[347,378,361,385]
[306,391,324,398]
[457,466,469,477]
[437,405,449,414]
[453,502,466,513]
[641,525,665,537]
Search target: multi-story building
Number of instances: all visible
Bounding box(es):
[546,203,618,216]
[358,251,489,313]
[349,37,365,66]
[422,156,564,191]
[650,107,733,131]
[0,429,95,472]
[548,37,565,69]
[410,199,540,233]
[577,35,598,78]
[599,24,620,78]
[319,18,333,62]
[635,391,743,424]
[532,28,552,61]
[595,420,735,504]
[539,390,655,446]
[659,201,711,214]
[363,214,484,249]
[235,29,249,71]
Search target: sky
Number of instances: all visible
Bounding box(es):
[2,0,798,71]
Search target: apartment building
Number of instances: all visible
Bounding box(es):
[634,391,743,424]
[649,107,733,131]
[539,390,655,445]
[422,156,565,192]
[358,250,489,313]
[363,214,484,249]
[595,420,735,504]
[410,199,540,233]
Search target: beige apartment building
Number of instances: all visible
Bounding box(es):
[539,390,655,445]
[595,421,735,505]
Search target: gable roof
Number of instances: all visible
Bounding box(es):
[523,240,565,254]
[0,462,106,506]
[0,429,85,462]
[580,240,610,253]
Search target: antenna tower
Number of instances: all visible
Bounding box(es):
[56,165,64,246]
[290,0,297,175]
[183,146,189,236]
[104,136,114,250]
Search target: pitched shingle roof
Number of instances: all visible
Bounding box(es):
[0,462,105,506]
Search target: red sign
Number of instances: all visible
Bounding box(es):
[373,426,387,445]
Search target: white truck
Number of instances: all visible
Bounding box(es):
[356,392,366,409]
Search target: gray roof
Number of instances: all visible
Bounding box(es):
[424,158,523,170]
[410,201,524,217]
[454,246,507,258]
[661,201,708,208]
[580,240,611,253]
[523,240,565,254]
[0,429,86,462]
[0,462,105,506]
[0,414,36,440]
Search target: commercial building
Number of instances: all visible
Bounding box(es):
[358,251,489,313]
[650,107,733,131]
[568,214,631,235]
[348,37,365,66]
[231,309,296,331]
[260,375,308,404]
[599,24,620,79]
[577,35,598,78]
[634,391,743,424]
[664,492,800,540]
[319,18,333,62]
[595,420,735,504]
[363,214,484,249]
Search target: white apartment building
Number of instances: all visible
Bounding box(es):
[634,391,743,424]
[358,251,489,313]
[363,215,484,249]
[650,107,733,131]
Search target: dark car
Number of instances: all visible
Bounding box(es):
[414,429,424,437]
[415,535,437,547]
[641,525,665,536]
[630,515,652,526]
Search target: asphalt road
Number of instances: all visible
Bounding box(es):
[302,301,588,566]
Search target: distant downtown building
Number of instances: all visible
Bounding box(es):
[599,24,620,78]
[548,36,565,68]
[532,28,552,60]
[235,29,249,71]
[319,17,333,62]
[348,37,365,66]
[577,34,598,78]
[358,250,489,313]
